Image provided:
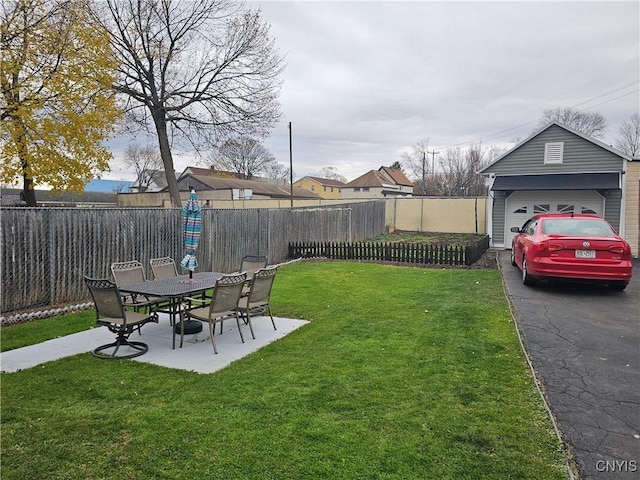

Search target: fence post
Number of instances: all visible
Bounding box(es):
[47,209,55,305]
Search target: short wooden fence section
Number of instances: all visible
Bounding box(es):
[288,235,490,267]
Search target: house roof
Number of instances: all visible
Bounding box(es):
[480,121,633,174]
[300,176,347,187]
[175,174,320,199]
[181,166,245,179]
[345,167,413,188]
[345,170,387,188]
[148,170,169,189]
[131,169,171,190]
[378,167,414,186]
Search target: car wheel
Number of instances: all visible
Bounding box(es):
[608,281,628,291]
[521,257,536,286]
[510,249,517,266]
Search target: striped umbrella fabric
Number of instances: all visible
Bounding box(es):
[180,190,202,272]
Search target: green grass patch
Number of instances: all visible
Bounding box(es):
[1,310,97,352]
[1,262,566,479]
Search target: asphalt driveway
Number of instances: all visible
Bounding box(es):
[498,251,639,480]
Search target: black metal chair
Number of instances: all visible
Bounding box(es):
[84,276,158,359]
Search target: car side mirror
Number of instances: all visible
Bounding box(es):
[510,227,521,233]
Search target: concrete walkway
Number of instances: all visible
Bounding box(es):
[1,314,309,374]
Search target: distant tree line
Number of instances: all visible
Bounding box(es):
[398,108,639,197]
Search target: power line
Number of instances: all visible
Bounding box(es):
[570,80,639,109]
[578,90,638,111]
[437,80,639,151]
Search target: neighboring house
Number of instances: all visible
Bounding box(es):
[480,122,639,256]
[180,166,285,185]
[130,167,246,193]
[342,167,414,199]
[293,176,346,199]
[172,173,320,200]
[129,169,170,193]
[181,166,245,179]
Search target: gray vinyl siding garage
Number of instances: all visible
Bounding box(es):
[480,122,631,250]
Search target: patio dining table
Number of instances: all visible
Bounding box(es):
[118,272,224,349]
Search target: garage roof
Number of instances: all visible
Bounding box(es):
[491,173,620,191]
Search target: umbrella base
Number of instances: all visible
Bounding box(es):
[174,319,203,335]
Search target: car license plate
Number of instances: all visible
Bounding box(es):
[575,250,596,259]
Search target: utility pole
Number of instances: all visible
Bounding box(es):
[288,122,293,207]
[427,150,439,173]
[427,150,439,192]
[421,151,427,195]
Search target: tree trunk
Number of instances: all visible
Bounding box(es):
[17,123,37,207]
[152,109,182,207]
[22,173,37,206]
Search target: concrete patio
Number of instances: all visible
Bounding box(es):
[1,313,309,374]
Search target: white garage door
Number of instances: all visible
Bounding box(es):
[505,190,604,246]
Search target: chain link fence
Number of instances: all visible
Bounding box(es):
[1,202,385,315]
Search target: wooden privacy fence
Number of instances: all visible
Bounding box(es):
[288,235,490,266]
[1,202,385,314]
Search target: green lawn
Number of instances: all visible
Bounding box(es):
[0,261,567,479]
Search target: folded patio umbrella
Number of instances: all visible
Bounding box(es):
[180,190,202,277]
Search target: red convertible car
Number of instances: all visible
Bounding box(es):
[510,213,633,291]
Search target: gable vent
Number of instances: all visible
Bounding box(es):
[544,142,564,164]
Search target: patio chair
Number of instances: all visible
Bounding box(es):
[150,257,178,280]
[151,256,210,309]
[179,272,247,353]
[239,254,268,296]
[237,267,278,332]
[239,255,268,279]
[84,276,158,359]
[111,260,172,317]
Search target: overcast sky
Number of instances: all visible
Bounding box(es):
[106,0,639,183]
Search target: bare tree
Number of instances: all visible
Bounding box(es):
[123,144,163,192]
[435,143,501,196]
[317,166,347,183]
[435,148,464,196]
[615,113,640,158]
[400,138,431,195]
[262,161,291,184]
[210,137,278,179]
[93,0,284,206]
[111,183,129,194]
[538,107,607,138]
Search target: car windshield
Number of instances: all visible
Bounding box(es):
[542,218,615,237]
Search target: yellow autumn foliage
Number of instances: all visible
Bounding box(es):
[0,0,121,195]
